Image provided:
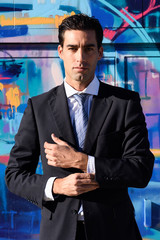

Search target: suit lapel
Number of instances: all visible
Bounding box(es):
[48,82,113,154]
[83,82,113,154]
[48,84,77,147]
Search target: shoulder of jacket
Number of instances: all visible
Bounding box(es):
[30,84,63,103]
[99,81,139,101]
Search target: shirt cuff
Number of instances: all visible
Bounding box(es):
[44,177,57,201]
[87,155,95,174]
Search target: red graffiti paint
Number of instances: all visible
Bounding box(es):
[103,0,160,41]
[0,74,11,80]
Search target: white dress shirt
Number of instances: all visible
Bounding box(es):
[44,76,100,217]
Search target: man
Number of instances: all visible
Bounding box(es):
[5,14,154,240]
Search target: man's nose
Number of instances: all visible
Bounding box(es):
[76,48,85,62]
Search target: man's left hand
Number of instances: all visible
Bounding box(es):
[44,134,88,172]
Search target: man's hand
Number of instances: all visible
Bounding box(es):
[44,134,88,172]
[53,173,99,196]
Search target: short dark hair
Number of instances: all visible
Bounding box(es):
[58,14,103,49]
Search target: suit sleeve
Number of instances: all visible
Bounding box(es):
[95,93,155,189]
[5,98,49,209]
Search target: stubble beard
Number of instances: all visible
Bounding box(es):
[74,72,93,85]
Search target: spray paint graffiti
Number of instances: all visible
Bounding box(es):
[0,52,63,239]
[0,1,160,240]
[0,0,160,43]
[101,0,160,42]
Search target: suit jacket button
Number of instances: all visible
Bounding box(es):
[104,176,109,181]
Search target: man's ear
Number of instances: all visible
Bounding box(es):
[98,46,103,60]
[58,45,63,59]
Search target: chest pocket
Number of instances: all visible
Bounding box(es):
[95,131,124,158]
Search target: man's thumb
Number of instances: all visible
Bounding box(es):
[51,134,68,146]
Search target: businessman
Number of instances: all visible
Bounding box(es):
[5,14,154,240]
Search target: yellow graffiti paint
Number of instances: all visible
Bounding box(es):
[151,149,160,158]
[0,12,75,27]
[0,83,3,91]
[54,11,75,28]
[6,87,20,110]
[143,238,153,240]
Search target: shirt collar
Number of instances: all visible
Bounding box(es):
[64,76,100,98]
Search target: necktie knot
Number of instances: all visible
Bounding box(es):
[74,94,88,106]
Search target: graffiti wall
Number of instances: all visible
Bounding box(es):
[0,0,160,44]
[0,1,160,240]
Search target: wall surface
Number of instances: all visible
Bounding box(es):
[0,1,160,239]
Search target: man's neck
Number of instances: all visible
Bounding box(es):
[64,76,100,98]
[65,78,93,91]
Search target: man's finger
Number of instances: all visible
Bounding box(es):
[51,133,68,146]
[77,179,98,186]
[44,142,53,150]
[76,173,95,179]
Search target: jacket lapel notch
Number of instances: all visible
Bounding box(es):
[83,93,113,154]
[48,84,77,147]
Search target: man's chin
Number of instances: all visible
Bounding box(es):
[74,73,88,82]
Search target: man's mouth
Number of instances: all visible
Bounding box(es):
[73,67,88,72]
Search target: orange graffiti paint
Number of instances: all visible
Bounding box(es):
[6,87,20,110]
[0,12,75,28]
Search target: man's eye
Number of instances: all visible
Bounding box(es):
[68,48,77,51]
[86,48,94,52]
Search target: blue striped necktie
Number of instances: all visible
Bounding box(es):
[73,94,89,218]
[73,94,88,150]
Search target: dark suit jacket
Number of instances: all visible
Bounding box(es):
[5,81,154,240]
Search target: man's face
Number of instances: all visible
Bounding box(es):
[58,30,103,89]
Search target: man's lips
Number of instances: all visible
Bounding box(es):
[73,67,88,71]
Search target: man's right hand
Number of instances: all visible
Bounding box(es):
[53,173,99,196]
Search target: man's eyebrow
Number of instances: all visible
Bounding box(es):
[66,44,78,48]
[66,44,96,48]
[84,44,96,47]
